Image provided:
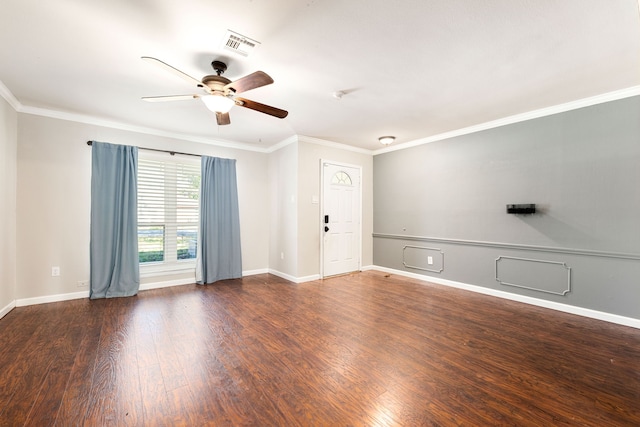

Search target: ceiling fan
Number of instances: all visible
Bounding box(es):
[141,56,288,125]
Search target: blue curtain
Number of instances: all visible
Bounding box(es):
[196,156,242,284]
[90,141,140,299]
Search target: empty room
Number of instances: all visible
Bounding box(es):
[1,0,639,425]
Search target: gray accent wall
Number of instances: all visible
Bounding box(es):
[373,96,640,319]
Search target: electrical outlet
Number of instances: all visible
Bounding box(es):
[427,256,433,265]
[52,266,60,277]
[77,280,89,288]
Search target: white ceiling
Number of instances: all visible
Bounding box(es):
[1,0,639,152]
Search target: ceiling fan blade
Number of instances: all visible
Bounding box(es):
[235,97,288,119]
[225,71,273,94]
[216,112,231,125]
[141,56,210,92]
[142,95,200,102]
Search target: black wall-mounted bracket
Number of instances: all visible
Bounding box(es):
[506,204,536,214]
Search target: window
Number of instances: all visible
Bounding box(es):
[137,153,200,273]
[331,171,352,186]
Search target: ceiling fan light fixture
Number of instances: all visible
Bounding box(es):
[141,57,287,125]
[201,94,235,113]
[378,136,395,145]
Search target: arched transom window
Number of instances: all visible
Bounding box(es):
[331,171,352,186]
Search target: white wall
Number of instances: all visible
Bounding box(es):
[297,138,373,278]
[16,114,269,300]
[267,137,374,281]
[11,112,374,303]
[0,96,17,314]
[268,141,299,278]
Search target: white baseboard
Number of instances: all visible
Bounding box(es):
[268,269,299,283]
[139,278,195,291]
[243,268,269,276]
[0,300,16,320]
[297,274,321,283]
[7,270,273,310]
[268,266,378,284]
[16,290,88,307]
[267,269,320,284]
[14,281,194,307]
[12,266,635,330]
[268,266,375,284]
[373,265,640,330]
[140,269,270,290]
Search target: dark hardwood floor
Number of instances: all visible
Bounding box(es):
[1,271,639,426]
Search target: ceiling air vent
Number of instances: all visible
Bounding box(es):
[222,30,260,57]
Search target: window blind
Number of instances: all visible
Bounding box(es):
[138,155,200,266]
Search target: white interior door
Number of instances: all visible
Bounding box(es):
[322,162,361,277]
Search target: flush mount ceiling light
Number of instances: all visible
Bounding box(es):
[378,136,395,145]
[201,94,235,113]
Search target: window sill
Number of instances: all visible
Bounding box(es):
[140,261,196,279]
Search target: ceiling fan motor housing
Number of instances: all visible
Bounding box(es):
[202,75,232,95]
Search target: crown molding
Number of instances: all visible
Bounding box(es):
[374,85,640,155]
[4,77,638,158]
[266,134,299,153]
[0,78,278,153]
[13,94,301,155]
[19,105,272,153]
[296,135,373,155]
[265,135,374,155]
[0,80,21,111]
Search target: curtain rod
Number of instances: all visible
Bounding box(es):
[86,141,200,157]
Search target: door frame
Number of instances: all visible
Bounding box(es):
[319,159,363,278]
